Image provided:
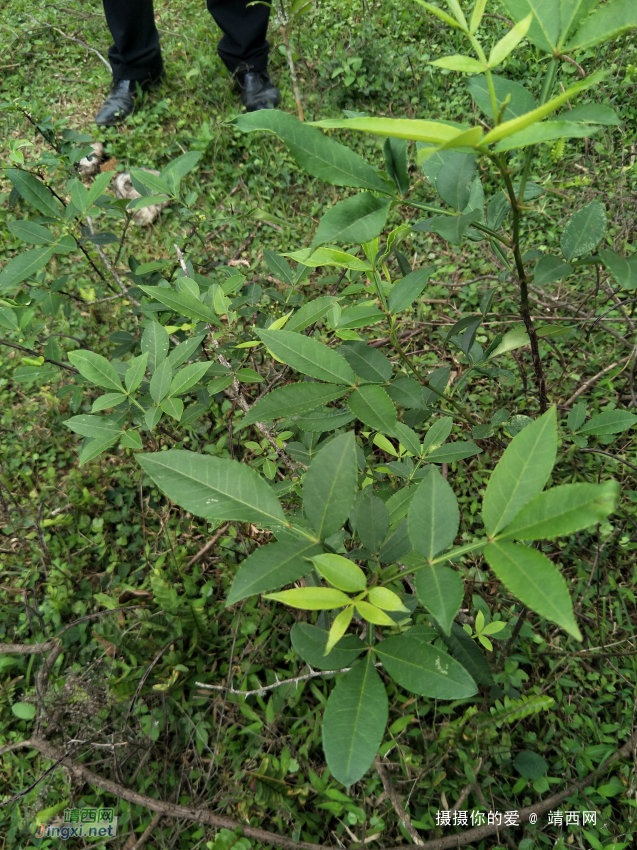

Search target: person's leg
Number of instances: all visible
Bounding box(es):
[206,0,270,75]
[96,0,164,125]
[206,0,279,111]
[102,0,163,80]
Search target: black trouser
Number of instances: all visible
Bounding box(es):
[102,0,271,79]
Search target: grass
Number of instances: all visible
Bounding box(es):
[1,1,637,849]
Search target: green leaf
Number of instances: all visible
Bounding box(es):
[141,322,169,374]
[7,169,64,218]
[138,286,221,326]
[286,295,336,333]
[367,587,408,611]
[168,361,211,397]
[285,247,371,271]
[348,385,397,434]
[388,266,434,313]
[422,366,451,404]
[599,249,637,290]
[567,402,587,433]
[482,70,608,145]
[312,193,392,247]
[240,383,346,429]
[12,701,36,720]
[493,120,600,152]
[484,541,581,639]
[439,623,494,686]
[137,449,286,526]
[559,103,622,126]
[534,254,573,286]
[488,13,532,67]
[264,587,352,609]
[488,326,530,358]
[436,152,477,211]
[125,352,148,393]
[160,150,202,179]
[167,334,206,369]
[145,406,162,431]
[85,171,114,208]
[561,200,608,261]
[416,0,467,30]
[430,55,486,73]
[425,441,482,464]
[578,409,637,436]
[0,305,19,331]
[120,430,143,450]
[482,407,557,536]
[79,433,121,465]
[291,622,366,670]
[383,137,410,195]
[68,350,123,392]
[356,493,389,553]
[498,481,620,541]
[415,565,464,635]
[338,343,393,383]
[160,397,183,421]
[227,538,323,605]
[235,110,392,193]
[501,0,560,53]
[421,417,453,455]
[378,518,412,563]
[336,303,384,329]
[565,0,637,51]
[322,655,388,786]
[258,329,356,385]
[310,553,367,592]
[303,432,358,539]
[414,209,481,246]
[408,467,459,559]
[149,358,172,404]
[514,750,548,779]
[0,247,54,293]
[311,115,469,145]
[7,220,56,245]
[63,415,122,439]
[92,392,128,412]
[130,168,174,197]
[467,74,536,121]
[375,634,477,699]
[296,406,355,432]
[394,423,421,456]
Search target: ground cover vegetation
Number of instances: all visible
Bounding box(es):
[1,0,637,848]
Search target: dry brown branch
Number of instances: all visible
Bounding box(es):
[562,354,633,407]
[0,641,58,655]
[374,756,424,845]
[187,523,230,567]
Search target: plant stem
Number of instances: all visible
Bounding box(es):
[516,59,557,204]
[279,7,304,121]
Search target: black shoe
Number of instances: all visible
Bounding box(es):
[95,76,163,127]
[236,70,280,112]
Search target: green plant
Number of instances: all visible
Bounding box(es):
[1,0,636,799]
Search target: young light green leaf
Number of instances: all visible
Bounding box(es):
[68,351,123,392]
[480,619,507,636]
[367,587,409,612]
[421,417,453,455]
[374,433,399,457]
[482,407,557,536]
[284,247,372,271]
[484,541,581,639]
[388,266,434,313]
[375,634,477,698]
[348,385,397,434]
[92,392,128,412]
[0,247,54,293]
[414,565,464,635]
[150,358,172,404]
[312,116,474,145]
[235,110,392,193]
[577,409,637,436]
[416,0,466,30]
[125,351,148,393]
[354,600,397,626]
[561,201,607,261]
[258,329,356,385]
[470,0,487,33]
[227,538,323,605]
[493,120,600,152]
[264,587,352,609]
[137,449,286,526]
[325,606,355,654]
[488,13,532,67]
[430,55,486,73]
[498,481,620,541]
[7,169,64,218]
[291,622,366,670]
[356,493,389,553]
[310,553,367,592]
[408,467,459,559]
[168,361,211,397]
[303,432,358,539]
[322,655,388,786]
[240,383,347,429]
[312,193,392,247]
[339,343,393,383]
[138,286,221,326]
